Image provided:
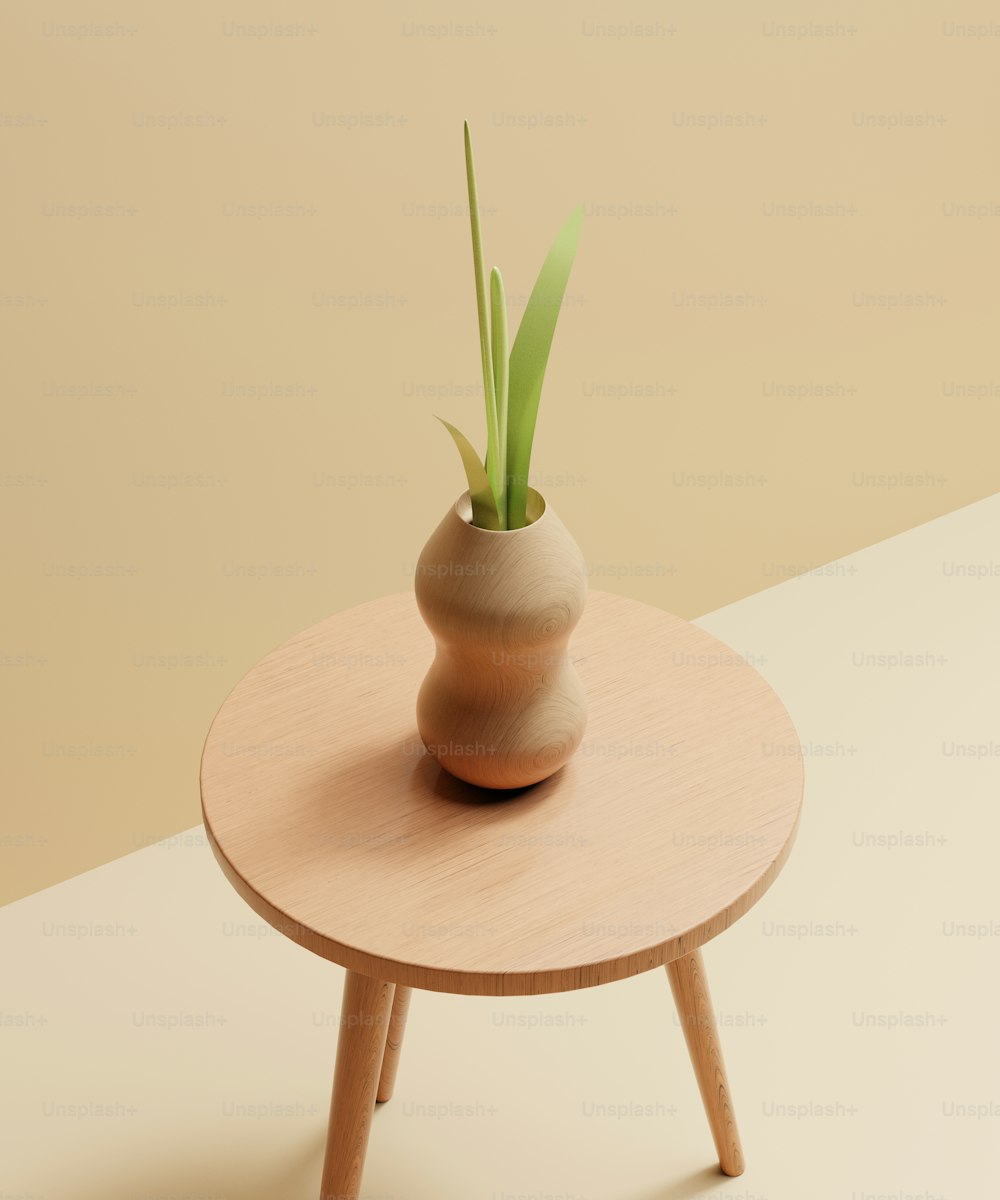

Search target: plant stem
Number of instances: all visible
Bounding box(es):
[463,121,503,526]
[490,266,509,526]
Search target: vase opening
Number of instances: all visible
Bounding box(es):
[454,487,547,530]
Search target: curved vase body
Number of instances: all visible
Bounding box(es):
[414,489,588,789]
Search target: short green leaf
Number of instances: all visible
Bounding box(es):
[436,417,502,530]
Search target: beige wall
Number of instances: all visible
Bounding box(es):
[3,0,998,904]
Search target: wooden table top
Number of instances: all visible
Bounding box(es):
[200,591,803,997]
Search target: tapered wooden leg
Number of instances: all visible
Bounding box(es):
[666,949,745,1177]
[376,984,412,1103]
[319,971,394,1200]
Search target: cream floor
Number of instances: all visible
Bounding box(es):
[2,495,998,1199]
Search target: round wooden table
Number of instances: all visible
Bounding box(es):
[200,590,803,1198]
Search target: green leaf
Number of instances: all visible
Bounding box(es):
[490,266,509,526]
[505,204,583,529]
[436,417,502,530]
[463,121,500,518]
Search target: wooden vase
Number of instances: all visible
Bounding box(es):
[414,488,588,789]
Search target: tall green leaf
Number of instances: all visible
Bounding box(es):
[463,121,501,524]
[490,266,509,525]
[505,204,583,529]
[436,417,502,531]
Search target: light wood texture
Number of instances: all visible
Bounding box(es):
[414,490,588,788]
[319,971,394,1200]
[667,950,745,1177]
[375,984,411,1103]
[200,590,803,996]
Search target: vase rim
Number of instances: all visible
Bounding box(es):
[453,487,548,532]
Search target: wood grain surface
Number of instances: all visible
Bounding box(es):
[200,590,803,996]
[318,970,394,1200]
[414,490,588,788]
[375,983,411,1103]
[667,949,746,1176]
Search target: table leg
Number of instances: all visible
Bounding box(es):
[319,971,395,1200]
[376,984,412,1103]
[666,949,745,1177]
